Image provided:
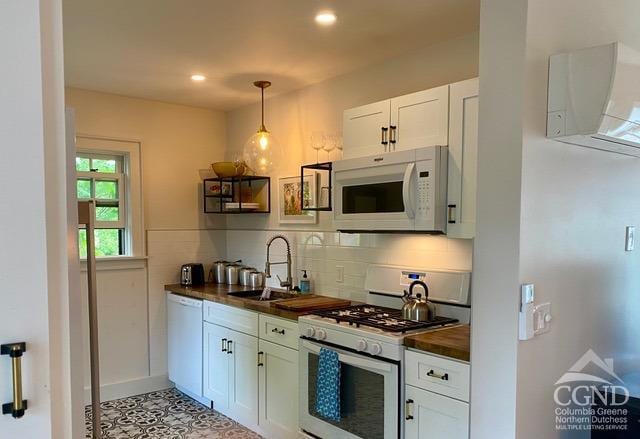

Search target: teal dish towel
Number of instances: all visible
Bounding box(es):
[315,347,341,422]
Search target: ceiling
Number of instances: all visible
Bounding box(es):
[62,0,479,110]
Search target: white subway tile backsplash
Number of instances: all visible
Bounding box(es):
[223,230,472,299]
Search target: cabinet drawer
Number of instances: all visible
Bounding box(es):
[204,301,258,336]
[258,314,299,350]
[405,350,470,402]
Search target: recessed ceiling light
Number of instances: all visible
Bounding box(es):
[191,74,206,82]
[315,11,337,26]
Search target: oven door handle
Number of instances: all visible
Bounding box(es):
[301,340,393,372]
[402,163,416,219]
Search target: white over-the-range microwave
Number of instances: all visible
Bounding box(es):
[333,146,447,233]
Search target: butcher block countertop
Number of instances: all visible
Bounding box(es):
[404,325,471,362]
[164,283,351,321]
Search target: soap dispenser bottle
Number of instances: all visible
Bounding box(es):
[299,270,311,294]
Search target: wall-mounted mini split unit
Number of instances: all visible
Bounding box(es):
[547,42,640,157]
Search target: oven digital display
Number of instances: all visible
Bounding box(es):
[408,273,420,280]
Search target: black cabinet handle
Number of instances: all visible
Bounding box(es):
[226,340,233,354]
[221,338,227,352]
[427,369,449,381]
[257,351,264,367]
[271,327,285,335]
[405,399,414,420]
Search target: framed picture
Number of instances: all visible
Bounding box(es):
[278,175,318,224]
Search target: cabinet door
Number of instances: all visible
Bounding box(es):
[405,385,469,439]
[258,340,299,439]
[343,100,391,159]
[228,329,259,426]
[446,78,479,239]
[203,322,230,409]
[390,85,449,152]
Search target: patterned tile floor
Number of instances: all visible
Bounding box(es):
[85,388,262,439]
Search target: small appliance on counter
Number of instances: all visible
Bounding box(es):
[180,263,205,286]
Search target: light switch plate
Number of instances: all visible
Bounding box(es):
[533,302,552,335]
[336,266,344,283]
[626,226,635,251]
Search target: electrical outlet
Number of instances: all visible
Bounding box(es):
[336,266,344,283]
[626,226,635,251]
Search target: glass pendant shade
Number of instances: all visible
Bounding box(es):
[243,128,281,175]
[242,80,282,176]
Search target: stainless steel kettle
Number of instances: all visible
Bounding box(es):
[401,280,436,322]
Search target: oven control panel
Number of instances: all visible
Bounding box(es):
[298,318,404,362]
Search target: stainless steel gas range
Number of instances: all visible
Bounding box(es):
[298,265,471,439]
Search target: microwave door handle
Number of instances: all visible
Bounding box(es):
[402,163,416,219]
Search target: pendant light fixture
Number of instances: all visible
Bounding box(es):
[243,80,281,175]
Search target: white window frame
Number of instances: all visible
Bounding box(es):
[76,135,144,258]
[76,152,126,230]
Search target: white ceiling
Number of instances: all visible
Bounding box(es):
[62,0,479,110]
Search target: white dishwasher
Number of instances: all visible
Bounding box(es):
[167,292,203,398]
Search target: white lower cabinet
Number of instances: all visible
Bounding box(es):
[405,385,469,439]
[203,322,230,410]
[202,302,299,438]
[228,330,260,426]
[203,322,259,426]
[258,339,299,439]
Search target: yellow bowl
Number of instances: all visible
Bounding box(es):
[211,162,246,178]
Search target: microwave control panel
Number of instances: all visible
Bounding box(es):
[415,159,435,229]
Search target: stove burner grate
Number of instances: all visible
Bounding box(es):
[314,304,458,333]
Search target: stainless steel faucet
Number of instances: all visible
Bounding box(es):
[265,234,293,291]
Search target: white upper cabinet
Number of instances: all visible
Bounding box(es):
[446,78,479,239]
[343,100,391,159]
[343,85,449,159]
[390,85,449,152]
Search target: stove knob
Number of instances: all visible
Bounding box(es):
[356,339,368,351]
[371,343,382,356]
[305,327,316,338]
[316,329,327,340]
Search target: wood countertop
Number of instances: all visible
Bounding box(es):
[164,283,340,321]
[403,324,470,362]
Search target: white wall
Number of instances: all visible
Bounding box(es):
[223,33,478,283]
[65,89,229,399]
[470,1,527,438]
[473,1,640,438]
[516,1,640,438]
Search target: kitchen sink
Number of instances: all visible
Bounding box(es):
[227,290,299,301]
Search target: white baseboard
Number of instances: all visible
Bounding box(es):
[84,374,172,405]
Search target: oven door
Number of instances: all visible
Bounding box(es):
[334,151,417,231]
[299,338,400,439]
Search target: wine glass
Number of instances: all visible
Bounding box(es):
[323,133,337,162]
[335,133,343,159]
[310,131,325,163]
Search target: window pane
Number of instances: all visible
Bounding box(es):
[77,179,92,199]
[78,229,88,258]
[78,229,123,257]
[91,158,117,173]
[96,206,119,221]
[76,157,90,172]
[95,180,118,199]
